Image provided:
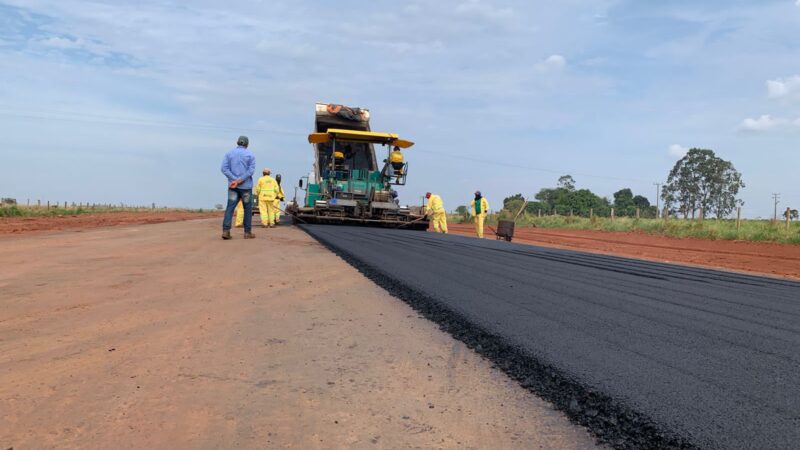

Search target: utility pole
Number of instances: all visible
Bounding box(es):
[654,183,661,219]
[772,193,781,221]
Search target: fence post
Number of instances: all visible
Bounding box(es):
[590,208,593,219]
[736,207,741,231]
[636,208,640,219]
[570,208,573,217]
[47,201,50,209]
[611,207,615,222]
[698,208,704,222]
[38,199,41,208]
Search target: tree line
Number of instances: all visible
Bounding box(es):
[497,148,746,219]
[501,175,657,218]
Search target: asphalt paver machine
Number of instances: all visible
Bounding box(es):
[287,103,428,230]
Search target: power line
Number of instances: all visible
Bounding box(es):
[0,106,663,187]
[0,108,303,136]
[419,148,657,185]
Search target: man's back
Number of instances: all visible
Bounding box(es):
[221,146,256,190]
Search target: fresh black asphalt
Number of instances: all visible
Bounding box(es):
[301,225,800,450]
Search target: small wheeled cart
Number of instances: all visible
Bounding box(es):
[495,219,515,242]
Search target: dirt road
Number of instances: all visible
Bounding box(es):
[448,223,800,280]
[0,219,598,449]
[0,211,220,235]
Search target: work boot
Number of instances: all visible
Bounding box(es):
[244,232,256,239]
[221,230,232,240]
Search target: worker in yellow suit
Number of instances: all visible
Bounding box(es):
[470,190,490,238]
[255,168,279,228]
[234,187,257,227]
[273,174,285,226]
[234,199,244,227]
[425,192,447,233]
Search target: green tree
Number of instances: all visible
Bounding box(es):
[525,201,547,214]
[709,160,745,219]
[613,188,636,216]
[632,195,650,209]
[502,194,526,214]
[558,175,576,191]
[534,188,559,213]
[455,205,468,216]
[531,176,611,216]
[662,148,744,219]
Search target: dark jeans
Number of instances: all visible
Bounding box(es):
[223,188,252,232]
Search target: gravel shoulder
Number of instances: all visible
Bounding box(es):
[0,219,598,449]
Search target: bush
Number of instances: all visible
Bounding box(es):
[0,205,23,217]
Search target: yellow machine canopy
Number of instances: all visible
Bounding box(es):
[308,128,414,148]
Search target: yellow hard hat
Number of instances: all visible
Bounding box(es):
[334,151,344,159]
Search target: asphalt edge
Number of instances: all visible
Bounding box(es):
[301,225,698,450]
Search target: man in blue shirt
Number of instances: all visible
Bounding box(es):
[220,136,256,239]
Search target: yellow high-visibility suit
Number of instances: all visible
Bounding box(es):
[390,150,404,173]
[234,199,244,227]
[273,184,285,225]
[470,197,490,238]
[427,194,448,233]
[255,175,279,227]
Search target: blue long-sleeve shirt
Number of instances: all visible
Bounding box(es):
[220,146,256,189]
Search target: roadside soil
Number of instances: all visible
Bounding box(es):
[0,211,220,235]
[0,219,598,449]
[448,223,800,280]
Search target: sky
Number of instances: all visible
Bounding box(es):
[0,0,798,218]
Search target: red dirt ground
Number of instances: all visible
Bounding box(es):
[448,223,800,280]
[0,211,221,235]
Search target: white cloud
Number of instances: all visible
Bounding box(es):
[39,36,82,49]
[535,54,567,73]
[455,0,514,22]
[739,114,793,132]
[766,75,800,98]
[668,144,688,157]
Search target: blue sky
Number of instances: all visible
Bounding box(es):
[1,0,798,217]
